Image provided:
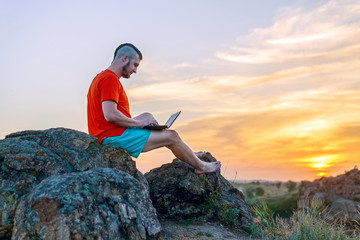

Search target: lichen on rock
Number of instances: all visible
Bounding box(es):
[145,153,253,230]
[0,128,159,239]
[12,168,160,240]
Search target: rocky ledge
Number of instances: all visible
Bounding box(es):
[0,128,253,239]
[298,168,360,223]
[145,154,253,230]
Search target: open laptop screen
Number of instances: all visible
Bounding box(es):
[143,111,181,130]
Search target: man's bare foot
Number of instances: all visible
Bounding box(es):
[195,161,221,175]
[194,151,206,158]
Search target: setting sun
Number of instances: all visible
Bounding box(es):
[316,172,327,177]
[313,163,326,169]
[308,155,338,169]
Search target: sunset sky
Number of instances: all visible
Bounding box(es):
[1,0,359,181]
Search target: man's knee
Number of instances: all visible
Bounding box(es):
[166,129,181,145]
[138,112,153,119]
[143,112,153,118]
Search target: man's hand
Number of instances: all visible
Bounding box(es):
[133,113,159,127]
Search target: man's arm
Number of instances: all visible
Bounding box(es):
[102,100,158,127]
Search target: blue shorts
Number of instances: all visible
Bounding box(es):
[102,127,151,158]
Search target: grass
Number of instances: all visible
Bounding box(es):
[230,181,360,239]
[248,200,360,240]
[263,192,299,218]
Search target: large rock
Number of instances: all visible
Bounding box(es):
[298,168,360,222]
[3,128,138,174]
[145,153,253,230]
[0,128,158,239]
[12,168,160,240]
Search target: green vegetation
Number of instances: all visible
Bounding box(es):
[266,193,298,218]
[205,232,214,237]
[248,200,360,239]
[7,194,13,203]
[285,180,297,193]
[1,192,14,204]
[200,176,240,228]
[233,180,299,218]
[231,180,360,239]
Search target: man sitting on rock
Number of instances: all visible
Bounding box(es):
[87,43,221,174]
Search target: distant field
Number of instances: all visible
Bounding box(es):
[231,180,301,218]
[231,180,294,199]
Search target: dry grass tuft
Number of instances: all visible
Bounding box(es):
[248,199,360,240]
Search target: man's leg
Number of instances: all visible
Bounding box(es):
[142,130,221,173]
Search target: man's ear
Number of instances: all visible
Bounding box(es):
[122,55,129,63]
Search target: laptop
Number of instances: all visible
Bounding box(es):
[143,111,181,130]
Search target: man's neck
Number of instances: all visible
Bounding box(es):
[107,65,122,78]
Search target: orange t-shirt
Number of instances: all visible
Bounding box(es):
[87,69,131,143]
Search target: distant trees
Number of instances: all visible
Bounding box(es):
[245,188,255,199]
[251,181,260,185]
[242,180,300,199]
[245,186,265,198]
[286,180,297,192]
[255,187,265,196]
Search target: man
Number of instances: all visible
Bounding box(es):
[87,43,221,174]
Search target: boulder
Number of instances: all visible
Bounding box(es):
[0,128,158,239]
[4,128,138,175]
[12,168,160,240]
[298,168,360,222]
[145,153,253,230]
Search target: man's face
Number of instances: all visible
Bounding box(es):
[122,55,140,79]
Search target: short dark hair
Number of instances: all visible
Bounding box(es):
[113,43,142,61]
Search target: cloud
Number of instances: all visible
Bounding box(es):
[216,0,360,64]
[130,0,360,123]
[129,60,360,116]
[171,62,197,69]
